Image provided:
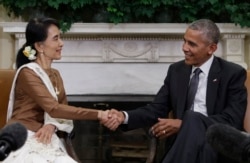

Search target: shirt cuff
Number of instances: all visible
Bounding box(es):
[122,111,129,124]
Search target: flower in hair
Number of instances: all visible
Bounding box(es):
[23,46,37,60]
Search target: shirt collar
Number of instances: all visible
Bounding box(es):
[192,55,214,76]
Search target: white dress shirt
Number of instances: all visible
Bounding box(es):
[191,55,214,116]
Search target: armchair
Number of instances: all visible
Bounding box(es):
[0,69,80,162]
[146,70,250,163]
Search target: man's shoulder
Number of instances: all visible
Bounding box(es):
[170,59,186,67]
[215,56,245,72]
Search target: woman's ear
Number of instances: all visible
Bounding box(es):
[34,42,43,53]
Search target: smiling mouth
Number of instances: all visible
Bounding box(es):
[185,53,192,58]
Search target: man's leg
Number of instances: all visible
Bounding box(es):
[162,110,216,163]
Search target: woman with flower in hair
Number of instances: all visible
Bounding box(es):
[3,17,117,163]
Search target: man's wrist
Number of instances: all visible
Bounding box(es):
[121,111,129,124]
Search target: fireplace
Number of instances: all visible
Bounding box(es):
[68,95,155,163]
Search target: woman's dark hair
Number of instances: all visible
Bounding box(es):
[16,17,60,69]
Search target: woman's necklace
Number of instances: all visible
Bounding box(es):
[50,69,60,96]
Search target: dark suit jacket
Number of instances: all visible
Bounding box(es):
[126,56,247,130]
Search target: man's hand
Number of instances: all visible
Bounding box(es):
[151,118,182,139]
[100,109,125,131]
[35,124,56,144]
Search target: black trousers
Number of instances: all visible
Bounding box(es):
[161,110,238,163]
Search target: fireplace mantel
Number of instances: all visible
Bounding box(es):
[0,22,249,95]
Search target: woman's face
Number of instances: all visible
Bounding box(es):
[41,24,64,61]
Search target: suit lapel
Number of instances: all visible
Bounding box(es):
[206,57,221,115]
[176,65,192,118]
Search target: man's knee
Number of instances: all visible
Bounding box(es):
[183,110,205,121]
[181,110,213,130]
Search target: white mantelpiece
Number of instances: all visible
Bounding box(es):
[0,23,249,95]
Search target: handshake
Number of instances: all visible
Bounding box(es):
[98,109,125,131]
[98,109,182,139]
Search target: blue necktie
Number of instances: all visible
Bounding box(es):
[187,68,202,110]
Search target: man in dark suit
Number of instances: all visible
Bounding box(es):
[103,19,247,163]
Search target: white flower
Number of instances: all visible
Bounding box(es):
[23,46,37,60]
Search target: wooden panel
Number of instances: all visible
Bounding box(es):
[244,70,250,132]
[0,69,15,128]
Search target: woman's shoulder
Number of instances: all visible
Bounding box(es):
[18,67,36,76]
[17,67,43,83]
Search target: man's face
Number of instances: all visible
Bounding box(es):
[182,28,217,67]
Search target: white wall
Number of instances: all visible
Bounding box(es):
[0,6,14,69]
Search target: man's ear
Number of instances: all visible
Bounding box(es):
[34,42,43,53]
[208,43,217,55]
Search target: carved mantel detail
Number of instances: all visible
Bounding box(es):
[222,34,246,66]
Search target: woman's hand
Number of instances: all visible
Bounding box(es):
[35,124,56,144]
[99,109,122,131]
